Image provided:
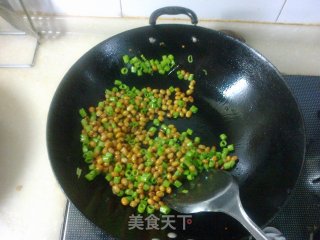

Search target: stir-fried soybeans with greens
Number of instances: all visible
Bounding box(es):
[79,54,238,215]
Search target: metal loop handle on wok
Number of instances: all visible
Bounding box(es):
[149,6,198,26]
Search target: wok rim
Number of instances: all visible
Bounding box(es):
[46,23,306,238]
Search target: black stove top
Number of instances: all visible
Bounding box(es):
[60,75,320,240]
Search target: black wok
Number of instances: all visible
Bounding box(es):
[47,7,305,240]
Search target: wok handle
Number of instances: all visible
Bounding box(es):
[149,6,198,26]
[223,195,269,240]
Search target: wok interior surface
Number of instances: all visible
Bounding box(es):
[47,25,305,240]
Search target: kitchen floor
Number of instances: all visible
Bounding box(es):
[0,17,319,240]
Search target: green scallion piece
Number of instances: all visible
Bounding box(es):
[105,173,112,182]
[98,141,105,148]
[227,144,234,152]
[125,189,134,195]
[187,174,194,181]
[109,96,116,102]
[174,170,181,177]
[114,163,122,173]
[105,106,114,116]
[102,152,113,163]
[194,136,201,144]
[137,201,147,213]
[141,54,147,61]
[126,163,133,170]
[153,118,160,126]
[190,105,198,113]
[119,84,128,90]
[220,140,227,148]
[83,151,93,163]
[147,205,155,214]
[173,112,179,118]
[131,66,137,73]
[76,167,82,179]
[122,55,130,64]
[79,108,87,118]
[130,56,139,64]
[80,134,89,144]
[159,69,165,75]
[173,180,182,188]
[150,177,157,185]
[149,126,157,133]
[121,67,128,75]
[229,160,236,168]
[223,161,232,170]
[90,112,96,121]
[82,145,88,153]
[132,192,138,199]
[187,55,193,63]
[222,147,229,155]
[188,74,194,81]
[145,160,153,167]
[116,102,123,108]
[162,161,168,170]
[203,69,207,75]
[160,205,171,214]
[117,190,124,197]
[177,99,185,107]
[209,160,215,168]
[85,170,99,181]
[143,184,150,191]
[162,179,170,188]
[140,173,151,182]
[160,124,168,131]
[125,169,132,178]
[165,128,171,135]
[113,176,121,184]
[114,79,122,86]
[168,139,175,146]
[157,147,164,156]
[130,122,139,128]
[186,128,193,135]
[177,73,184,80]
[219,133,227,140]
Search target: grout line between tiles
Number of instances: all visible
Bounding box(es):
[276,0,288,23]
[119,0,123,18]
[32,15,320,27]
